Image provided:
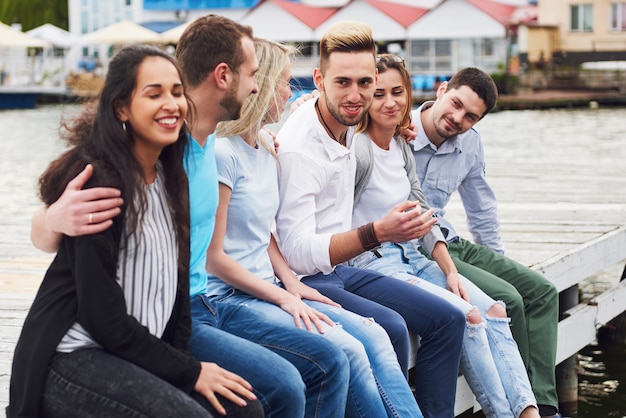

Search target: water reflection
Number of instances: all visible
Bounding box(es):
[579,339,626,417]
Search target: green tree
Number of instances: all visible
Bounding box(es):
[0,0,68,31]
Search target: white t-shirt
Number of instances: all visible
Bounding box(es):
[352,133,410,228]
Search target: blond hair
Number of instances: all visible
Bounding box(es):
[319,21,376,74]
[217,38,295,157]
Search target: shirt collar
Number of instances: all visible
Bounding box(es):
[411,101,463,154]
[187,131,214,152]
[312,98,353,160]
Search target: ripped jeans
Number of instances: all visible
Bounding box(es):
[348,242,537,418]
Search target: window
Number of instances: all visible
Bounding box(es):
[408,39,453,73]
[610,3,626,30]
[482,39,494,57]
[81,10,90,34]
[434,39,451,57]
[570,4,593,32]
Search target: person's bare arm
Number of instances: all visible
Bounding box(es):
[31,164,123,253]
[430,242,469,302]
[207,184,334,333]
[269,233,340,308]
[329,201,437,266]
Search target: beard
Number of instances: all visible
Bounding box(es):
[220,84,243,121]
[325,96,370,127]
[434,114,461,139]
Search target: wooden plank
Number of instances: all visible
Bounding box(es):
[532,227,626,292]
[456,278,626,416]
[416,226,626,416]
[594,279,626,326]
[0,292,32,410]
[540,278,626,376]
[454,377,480,416]
[557,304,598,364]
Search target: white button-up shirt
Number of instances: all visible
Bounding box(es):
[275,98,356,275]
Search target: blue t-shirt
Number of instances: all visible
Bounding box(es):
[184,132,219,297]
[205,135,279,296]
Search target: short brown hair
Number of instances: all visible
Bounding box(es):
[319,21,376,74]
[446,67,498,116]
[175,14,253,88]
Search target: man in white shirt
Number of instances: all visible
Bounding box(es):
[274,20,465,418]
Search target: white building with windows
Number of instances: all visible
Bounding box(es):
[69,0,536,82]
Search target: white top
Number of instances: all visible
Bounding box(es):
[275,98,355,276]
[58,167,178,352]
[352,133,410,228]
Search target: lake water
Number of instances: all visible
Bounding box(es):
[1,103,625,417]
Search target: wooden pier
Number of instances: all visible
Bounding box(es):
[1,106,626,415]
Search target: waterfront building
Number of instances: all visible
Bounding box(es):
[68,0,535,89]
[521,0,626,68]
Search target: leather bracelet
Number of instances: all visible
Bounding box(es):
[358,222,380,251]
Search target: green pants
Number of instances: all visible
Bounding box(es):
[446,238,559,409]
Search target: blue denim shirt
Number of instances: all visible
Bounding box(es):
[410,104,505,254]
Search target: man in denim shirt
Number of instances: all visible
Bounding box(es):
[410,67,561,418]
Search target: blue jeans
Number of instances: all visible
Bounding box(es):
[447,238,559,410]
[350,242,538,418]
[189,296,306,417]
[190,295,348,418]
[41,348,264,418]
[219,288,422,418]
[302,265,464,418]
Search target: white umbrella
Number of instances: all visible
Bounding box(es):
[159,21,192,44]
[0,22,50,48]
[82,20,161,44]
[27,23,79,48]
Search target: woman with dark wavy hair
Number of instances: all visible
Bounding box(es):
[7,44,262,418]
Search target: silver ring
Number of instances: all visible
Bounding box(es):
[88,213,94,224]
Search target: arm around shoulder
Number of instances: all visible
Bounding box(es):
[31,206,62,253]
[30,164,123,253]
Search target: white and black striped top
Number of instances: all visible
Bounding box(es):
[57,167,178,352]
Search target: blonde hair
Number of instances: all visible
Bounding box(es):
[217,37,295,157]
[319,21,376,74]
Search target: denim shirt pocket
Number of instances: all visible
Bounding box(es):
[433,175,464,206]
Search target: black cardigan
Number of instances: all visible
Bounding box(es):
[7,173,199,418]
